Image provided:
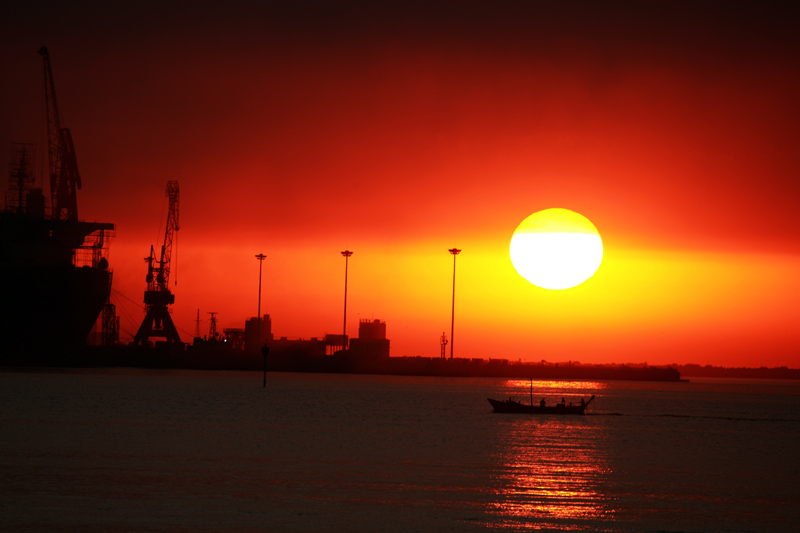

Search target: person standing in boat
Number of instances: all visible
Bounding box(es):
[540,398,546,407]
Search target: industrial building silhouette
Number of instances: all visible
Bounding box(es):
[244,315,390,360]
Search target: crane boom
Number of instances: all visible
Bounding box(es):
[157,181,180,290]
[38,46,81,221]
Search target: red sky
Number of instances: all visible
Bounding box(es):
[2,1,799,367]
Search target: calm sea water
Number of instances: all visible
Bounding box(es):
[1,369,798,532]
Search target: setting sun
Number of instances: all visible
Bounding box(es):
[509,208,603,290]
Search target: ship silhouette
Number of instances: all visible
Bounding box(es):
[1,49,115,361]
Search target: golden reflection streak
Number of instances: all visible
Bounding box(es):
[487,384,614,529]
[500,380,607,408]
[503,380,608,391]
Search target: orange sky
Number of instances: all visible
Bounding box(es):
[2,2,799,367]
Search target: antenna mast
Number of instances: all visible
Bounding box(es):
[208,312,218,339]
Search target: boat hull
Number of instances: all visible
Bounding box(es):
[1,264,111,359]
[487,397,592,414]
[1,212,114,361]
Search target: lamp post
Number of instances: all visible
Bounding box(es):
[341,250,353,351]
[448,247,461,359]
[255,253,266,387]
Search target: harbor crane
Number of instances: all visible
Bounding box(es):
[39,47,81,221]
[134,181,181,346]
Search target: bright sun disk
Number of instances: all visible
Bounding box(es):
[509,208,603,290]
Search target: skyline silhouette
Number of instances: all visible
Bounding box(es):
[2,2,799,367]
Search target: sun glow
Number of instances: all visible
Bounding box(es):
[510,208,603,290]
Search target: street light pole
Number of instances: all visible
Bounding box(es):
[341,250,353,351]
[255,253,266,387]
[448,248,461,359]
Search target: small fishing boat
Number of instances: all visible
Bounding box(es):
[488,379,595,414]
[487,395,595,414]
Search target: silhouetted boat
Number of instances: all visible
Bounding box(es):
[488,395,595,414]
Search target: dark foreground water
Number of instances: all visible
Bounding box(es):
[1,369,798,532]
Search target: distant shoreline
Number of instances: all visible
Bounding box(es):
[1,345,680,381]
[3,346,797,381]
[674,364,800,380]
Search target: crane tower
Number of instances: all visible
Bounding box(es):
[134,181,181,346]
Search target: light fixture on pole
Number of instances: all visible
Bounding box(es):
[448,247,461,359]
[341,250,353,351]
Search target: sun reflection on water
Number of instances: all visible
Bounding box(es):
[486,382,615,530]
[503,379,608,391]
